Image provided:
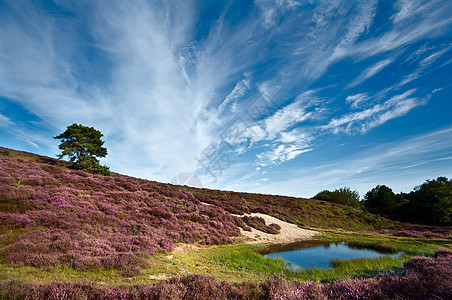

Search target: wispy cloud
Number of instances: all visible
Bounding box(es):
[235,126,452,197]
[217,76,251,116]
[0,0,450,193]
[255,0,302,27]
[398,45,451,87]
[419,46,451,67]
[249,90,321,166]
[256,144,312,166]
[0,113,14,127]
[0,1,260,181]
[351,1,452,59]
[347,59,393,88]
[392,0,423,24]
[346,93,370,109]
[324,89,423,134]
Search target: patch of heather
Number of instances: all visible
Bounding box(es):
[183,187,394,232]
[384,224,452,239]
[1,250,450,299]
[0,148,241,272]
[183,187,452,238]
[1,146,451,275]
[242,215,281,234]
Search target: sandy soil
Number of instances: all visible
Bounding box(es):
[234,213,319,244]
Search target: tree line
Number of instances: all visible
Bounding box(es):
[313,177,452,226]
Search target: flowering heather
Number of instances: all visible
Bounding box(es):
[385,224,452,239]
[242,215,281,234]
[183,186,452,238]
[0,148,243,272]
[1,146,451,276]
[1,250,451,299]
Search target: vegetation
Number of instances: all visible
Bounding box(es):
[1,249,451,299]
[1,146,451,299]
[313,187,362,209]
[216,231,450,282]
[54,123,110,175]
[242,215,281,234]
[183,186,404,233]
[364,185,397,218]
[364,177,452,226]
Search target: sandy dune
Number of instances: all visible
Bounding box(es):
[234,212,319,244]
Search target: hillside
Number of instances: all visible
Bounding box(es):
[1,146,451,275]
[1,146,452,299]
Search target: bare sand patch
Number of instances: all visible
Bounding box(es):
[198,202,319,244]
[234,213,319,244]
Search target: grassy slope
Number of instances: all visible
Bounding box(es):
[0,146,451,286]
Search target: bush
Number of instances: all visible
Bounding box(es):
[242,216,280,234]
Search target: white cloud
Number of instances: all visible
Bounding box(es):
[236,126,452,197]
[217,76,251,118]
[0,1,262,182]
[419,46,451,66]
[1,0,451,192]
[324,89,423,134]
[350,1,452,60]
[256,143,312,166]
[404,44,431,63]
[255,0,302,27]
[0,113,14,127]
[330,0,377,61]
[263,101,312,139]
[432,87,445,93]
[348,59,393,88]
[397,45,451,87]
[346,93,370,109]
[392,0,423,24]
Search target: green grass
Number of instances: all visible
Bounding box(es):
[215,246,286,275]
[213,231,451,282]
[0,150,14,157]
[0,231,450,286]
[213,244,409,282]
[316,229,451,256]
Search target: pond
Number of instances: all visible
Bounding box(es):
[260,240,400,270]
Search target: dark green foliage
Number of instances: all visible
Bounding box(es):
[365,177,452,226]
[364,185,397,218]
[404,177,452,225]
[313,187,362,209]
[0,150,14,157]
[54,123,110,175]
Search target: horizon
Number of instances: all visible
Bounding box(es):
[1,0,451,198]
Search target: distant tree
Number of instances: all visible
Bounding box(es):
[364,185,397,217]
[313,190,333,202]
[313,187,361,208]
[406,177,452,225]
[54,123,110,175]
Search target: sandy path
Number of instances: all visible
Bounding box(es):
[234,212,319,244]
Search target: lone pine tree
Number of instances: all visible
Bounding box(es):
[54,123,110,175]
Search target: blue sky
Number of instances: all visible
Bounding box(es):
[1,0,451,198]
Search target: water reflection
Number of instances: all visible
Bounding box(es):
[260,241,400,270]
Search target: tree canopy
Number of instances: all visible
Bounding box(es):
[313,187,361,208]
[362,177,451,225]
[313,177,451,226]
[54,123,110,175]
[364,185,397,218]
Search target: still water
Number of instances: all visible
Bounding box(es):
[260,241,399,270]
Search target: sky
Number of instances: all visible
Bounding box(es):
[1,0,451,198]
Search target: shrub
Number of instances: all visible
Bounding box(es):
[242,216,280,234]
